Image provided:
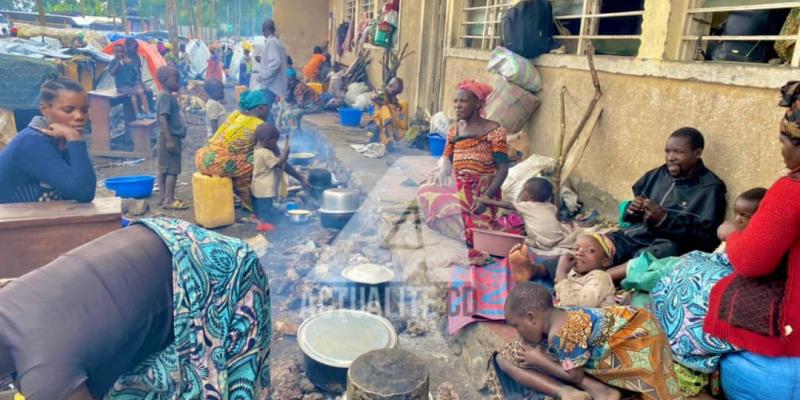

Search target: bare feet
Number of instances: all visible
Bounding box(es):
[556,387,591,400]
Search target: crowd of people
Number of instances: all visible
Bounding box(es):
[0,11,798,400]
[414,78,800,398]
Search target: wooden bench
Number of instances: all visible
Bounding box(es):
[88,88,142,158]
[129,118,158,157]
[0,197,122,278]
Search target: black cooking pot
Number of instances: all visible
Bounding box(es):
[308,168,332,188]
[320,209,354,230]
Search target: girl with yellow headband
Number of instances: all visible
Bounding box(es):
[553,233,616,308]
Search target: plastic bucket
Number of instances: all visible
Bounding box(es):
[428,133,446,157]
[338,107,363,127]
[104,175,155,199]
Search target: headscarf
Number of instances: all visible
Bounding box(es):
[287,67,297,78]
[457,79,493,108]
[239,90,269,110]
[588,233,616,260]
[780,81,800,139]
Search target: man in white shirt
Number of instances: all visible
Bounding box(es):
[256,19,288,117]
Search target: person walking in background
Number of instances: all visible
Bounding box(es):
[256,19,288,117]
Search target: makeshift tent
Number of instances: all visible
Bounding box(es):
[228,42,247,83]
[0,53,59,110]
[249,36,265,90]
[102,38,166,91]
[185,39,212,81]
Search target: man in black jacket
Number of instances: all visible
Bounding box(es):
[606,127,727,281]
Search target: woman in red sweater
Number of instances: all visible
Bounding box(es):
[706,81,800,357]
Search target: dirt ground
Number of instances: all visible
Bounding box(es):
[90,85,484,400]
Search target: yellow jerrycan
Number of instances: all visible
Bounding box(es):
[192,172,235,228]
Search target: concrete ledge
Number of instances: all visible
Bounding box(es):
[444,47,796,90]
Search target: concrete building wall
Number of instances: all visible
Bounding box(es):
[439,55,788,216]
[274,0,330,68]
[321,0,796,216]
[336,0,424,117]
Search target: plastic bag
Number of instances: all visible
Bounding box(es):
[353,93,373,110]
[487,46,543,93]
[501,153,579,213]
[430,112,451,135]
[345,82,370,105]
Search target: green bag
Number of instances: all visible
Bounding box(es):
[622,251,681,293]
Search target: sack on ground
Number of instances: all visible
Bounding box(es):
[485,76,539,133]
[487,47,542,93]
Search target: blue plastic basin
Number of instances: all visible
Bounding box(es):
[338,107,363,127]
[428,133,446,157]
[104,175,155,199]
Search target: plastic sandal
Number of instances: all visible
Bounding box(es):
[162,199,189,210]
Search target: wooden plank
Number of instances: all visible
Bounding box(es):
[92,149,152,159]
[0,198,122,278]
[0,197,122,229]
[88,87,128,100]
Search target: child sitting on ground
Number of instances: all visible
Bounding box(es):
[496,282,682,400]
[110,44,153,119]
[481,177,569,250]
[204,80,227,138]
[156,66,187,210]
[251,123,311,232]
[554,233,616,308]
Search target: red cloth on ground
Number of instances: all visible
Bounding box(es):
[705,171,800,356]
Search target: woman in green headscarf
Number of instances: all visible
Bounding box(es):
[195,90,271,210]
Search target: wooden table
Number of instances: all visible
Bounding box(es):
[0,197,122,278]
[88,88,152,159]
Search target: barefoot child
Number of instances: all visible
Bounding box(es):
[480,177,569,250]
[251,123,311,231]
[499,282,683,400]
[553,233,616,308]
[156,66,187,210]
[110,44,153,119]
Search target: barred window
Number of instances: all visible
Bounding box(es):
[457,0,513,50]
[680,0,800,66]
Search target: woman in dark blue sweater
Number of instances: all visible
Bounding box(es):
[0,78,96,203]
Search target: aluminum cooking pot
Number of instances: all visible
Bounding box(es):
[322,188,360,213]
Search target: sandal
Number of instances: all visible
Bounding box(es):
[162,199,189,210]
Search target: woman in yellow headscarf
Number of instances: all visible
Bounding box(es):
[195,90,271,210]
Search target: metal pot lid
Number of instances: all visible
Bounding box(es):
[298,310,398,369]
[318,208,357,215]
[342,263,395,285]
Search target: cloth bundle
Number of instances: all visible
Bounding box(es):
[485,75,540,134]
[487,47,543,93]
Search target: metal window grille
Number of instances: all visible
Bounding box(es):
[680,0,800,66]
[551,0,644,56]
[458,0,513,50]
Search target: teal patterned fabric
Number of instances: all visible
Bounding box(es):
[105,217,271,399]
